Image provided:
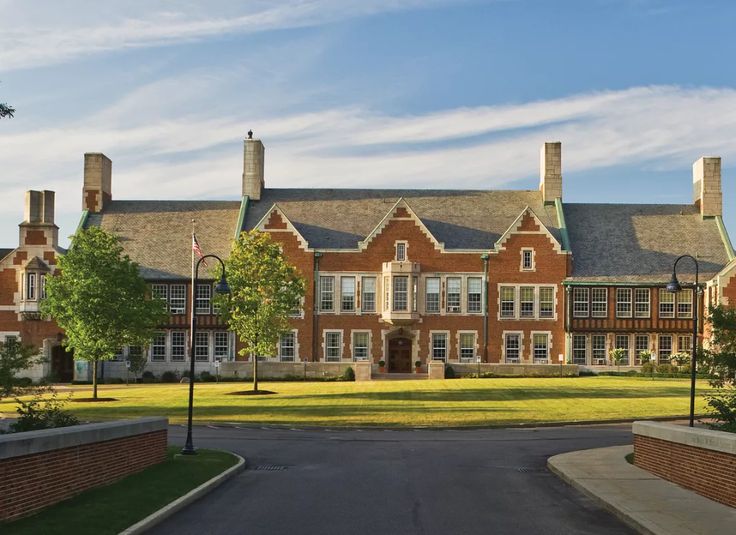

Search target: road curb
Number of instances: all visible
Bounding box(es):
[120,450,246,535]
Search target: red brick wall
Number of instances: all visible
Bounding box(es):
[723,272,736,308]
[0,429,167,521]
[634,434,736,508]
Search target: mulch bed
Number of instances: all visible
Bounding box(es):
[71,398,119,402]
[226,390,276,396]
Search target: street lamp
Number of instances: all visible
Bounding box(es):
[666,254,700,428]
[181,255,230,455]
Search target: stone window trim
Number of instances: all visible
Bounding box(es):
[319,275,335,313]
[278,330,299,362]
[497,284,558,321]
[361,276,376,313]
[395,241,408,262]
[429,330,450,362]
[502,331,524,364]
[350,329,372,361]
[456,330,478,363]
[446,277,462,313]
[520,248,536,272]
[322,329,344,362]
[23,271,46,302]
[530,330,552,364]
[466,277,483,314]
[340,276,356,313]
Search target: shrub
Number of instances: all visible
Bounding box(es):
[578,369,597,377]
[378,360,386,368]
[656,363,676,376]
[161,370,178,383]
[200,371,216,382]
[342,367,355,381]
[141,371,156,383]
[444,365,456,379]
[13,377,33,388]
[706,388,736,433]
[181,370,191,378]
[641,361,656,375]
[638,351,653,365]
[415,360,422,368]
[10,389,79,433]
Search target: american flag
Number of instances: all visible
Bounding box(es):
[192,234,207,266]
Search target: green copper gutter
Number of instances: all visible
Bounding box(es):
[563,280,697,287]
[235,195,249,240]
[75,210,89,235]
[715,215,735,261]
[554,198,570,252]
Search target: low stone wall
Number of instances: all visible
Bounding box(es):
[448,363,579,377]
[220,361,355,379]
[0,417,168,521]
[633,421,736,508]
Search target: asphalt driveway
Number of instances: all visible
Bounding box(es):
[153,424,635,535]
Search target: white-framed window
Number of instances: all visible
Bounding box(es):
[591,288,608,318]
[361,277,376,312]
[467,277,482,313]
[677,289,693,318]
[196,284,211,314]
[431,332,448,362]
[320,276,334,312]
[616,288,632,318]
[678,335,692,353]
[539,286,555,318]
[591,334,607,364]
[40,274,46,299]
[352,331,370,361]
[325,331,342,362]
[214,332,230,360]
[572,335,587,365]
[152,284,168,308]
[504,333,521,363]
[573,287,589,318]
[170,284,186,314]
[615,334,630,365]
[279,332,296,362]
[459,332,476,362]
[521,248,534,271]
[26,272,36,300]
[396,242,407,262]
[658,335,673,363]
[426,277,440,313]
[194,331,209,361]
[341,276,356,312]
[393,276,408,311]
[151,332,167,362]
[446,277,461,312]
[635,334,649,365]
[520,286,535,318]
[171,331,187,361]
[532,333,550,364]
[634,288,650,318]
[500,286,515,318]
[659,289,675,318]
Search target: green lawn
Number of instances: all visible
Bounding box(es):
[0,376,711,427]
[1,447,238,535]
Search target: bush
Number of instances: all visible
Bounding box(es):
[706,388,736,433]
[444,365,456,379]
[141,371,156,383]
[578,369,597,377]
[104,377,125,384]
[656,363,676,376]
[641,361,656,375]
[181,370,191,378]
[200,371,216,382]
[342,367,355,381]
[161,370,178,383]
[13,376,33,388]
[10,389,79,433]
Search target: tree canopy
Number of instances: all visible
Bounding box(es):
[702,305,736,431]
[42,227,166,398]
[219,230,305,392]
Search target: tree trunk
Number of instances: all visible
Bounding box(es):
[253,354,259,392]
[92,359,98,400]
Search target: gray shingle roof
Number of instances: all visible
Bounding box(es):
[564,203,730,283]
[244,189,561,250]
[0,248,13,263]
[86,201,241,279]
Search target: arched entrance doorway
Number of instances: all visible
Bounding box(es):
[388,337,412,373]
[51,345,74,382]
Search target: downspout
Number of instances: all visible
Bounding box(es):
[482,255,489,362]
[312,252,322,362]
[565,285,572,363]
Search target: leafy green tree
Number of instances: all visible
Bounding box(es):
[0,102,13,119]
[609,348,627,371]
[127,346,148,383]
[701,305,736,431]
[218,231,305,392]
[0,338,39,399]
[41,227,166,399]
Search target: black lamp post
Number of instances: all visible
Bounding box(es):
[666,254,700,428]
[181,255,230,455]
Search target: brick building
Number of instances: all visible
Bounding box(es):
[2,137,735,378]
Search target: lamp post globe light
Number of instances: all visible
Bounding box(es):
[181,255,230,455]
[666,254,700,428]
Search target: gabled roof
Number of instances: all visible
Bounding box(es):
[86,200,241,279]
[494,206,564,253]
[25,256,50,272]
[564,203,731,283]
[242,189,561,250]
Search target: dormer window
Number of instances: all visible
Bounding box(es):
[395,242,407,262]
[521,248,535,271]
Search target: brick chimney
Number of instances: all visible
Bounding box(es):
[242,132,265,201]
[20,190,57,247]
[539,141,562,203]
[693,156,722,218]
[83,153,112,213]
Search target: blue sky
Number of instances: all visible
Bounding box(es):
[1,0,736,250]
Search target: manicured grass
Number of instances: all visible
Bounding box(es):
[0,376,711,427]
[1,447,238,535]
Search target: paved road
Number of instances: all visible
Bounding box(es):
[153,424,635,535]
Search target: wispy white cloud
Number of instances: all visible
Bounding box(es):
[0,0,457,71]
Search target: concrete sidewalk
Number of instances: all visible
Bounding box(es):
[548,445,736,535]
